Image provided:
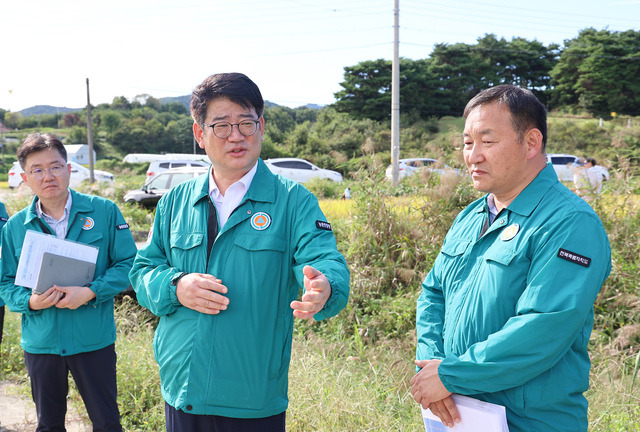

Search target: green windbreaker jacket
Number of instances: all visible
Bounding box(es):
[130,159,350,418]
[417,164,611,432]
[0,189,136,355]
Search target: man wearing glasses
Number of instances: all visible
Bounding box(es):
[130,72,350,432]
[0,133,136,431]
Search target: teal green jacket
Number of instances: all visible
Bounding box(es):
[416,164,611,432]
[0,201,8,307]
[129,160,350,418]
[0,190,137,355]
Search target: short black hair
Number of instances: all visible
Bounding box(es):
[190,73,264,126]
[463,84,548,151]
[17,133,67,169]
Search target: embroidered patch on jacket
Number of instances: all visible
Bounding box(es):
[251,212,271,230]
[82,217,95,230]
[558,248,591,267]
[116,223,130,230]
[316,220,332,231]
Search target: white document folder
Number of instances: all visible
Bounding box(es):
[15,230,99,294]
[422,394,509,432]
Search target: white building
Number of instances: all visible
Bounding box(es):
[65,144,96,164]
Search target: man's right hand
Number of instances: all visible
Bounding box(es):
[175,273,229,315]
[29,287,64,310]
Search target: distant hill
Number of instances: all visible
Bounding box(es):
[17,98,321,118]
[19,105,80,117]
[159,96,300,111]
[160,95,190,109]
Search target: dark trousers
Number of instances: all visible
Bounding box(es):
[24,344,122,432]
[165,403,286,432]
[0,305,4,346]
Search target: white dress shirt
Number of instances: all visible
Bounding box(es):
[208,163,258,229]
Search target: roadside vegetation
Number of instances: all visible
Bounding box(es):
[1,151,639,430]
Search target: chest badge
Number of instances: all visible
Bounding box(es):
[250,212,271,231]
[82,217,95,231]
[500,223,519,241]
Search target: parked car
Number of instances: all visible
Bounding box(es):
[545,153,581,182]
[385,158,460,180]
[264,158,343,183]
[8,161,115,189]
[146,159,210,180]
[124,166,208,207]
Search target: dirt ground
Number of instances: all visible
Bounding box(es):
[0,381,90,432]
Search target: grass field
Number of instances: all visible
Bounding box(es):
[1,169,639,431]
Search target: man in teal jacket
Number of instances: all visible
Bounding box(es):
[0,200,8,347]
[0,133,136,431]
[410,85,611,432]
[129,73,350,432]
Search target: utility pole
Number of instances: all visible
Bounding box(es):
[86,78,95,183]
[390,0,400,187]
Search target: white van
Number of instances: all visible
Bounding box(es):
[146,160,210,180]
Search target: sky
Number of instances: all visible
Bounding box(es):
[1,0,639,113]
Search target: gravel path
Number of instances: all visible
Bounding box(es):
[0,381,90,432]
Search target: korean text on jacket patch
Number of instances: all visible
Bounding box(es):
[558,248,591,267]
[116,223,130,231]
[316,220,332,231]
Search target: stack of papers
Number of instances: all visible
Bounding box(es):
[422,394,509,431]
[15,230,99,294]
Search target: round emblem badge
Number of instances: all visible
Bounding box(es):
[82,217,95,230]
[500,223,519,241]
[250,212,271,230]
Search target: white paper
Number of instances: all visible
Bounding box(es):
[422,394,509,432]
[15,230,99,289]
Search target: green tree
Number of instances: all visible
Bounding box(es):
[333,59,392,121]
[550,28,640,116]
[101,111,123,135]
[3,112,22,129]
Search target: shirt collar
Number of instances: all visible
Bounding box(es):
[208,162,258,199]
[36,189,73,221]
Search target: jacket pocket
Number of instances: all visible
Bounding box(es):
[234,234,285,253]
[440,239,471,258]
[169,231,205,272]
[483,246,517,266]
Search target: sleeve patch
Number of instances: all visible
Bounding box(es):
[116,223,130,231]
[558,248,591,267]
[316,220,332,231]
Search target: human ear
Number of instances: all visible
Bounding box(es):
[524,128,544,160]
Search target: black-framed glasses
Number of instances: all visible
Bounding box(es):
[204,119,260,139]
[26,164,67,180]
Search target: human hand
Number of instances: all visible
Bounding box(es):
[290,266,331,320]
[54,285,97,309]
[175,273,229,315]
[29,287,64,310]
[410,359,453,418]
[425,395,460,428]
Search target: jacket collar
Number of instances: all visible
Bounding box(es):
[24,189,92,226]
[190,158,277,207]
[474,163,558,217]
